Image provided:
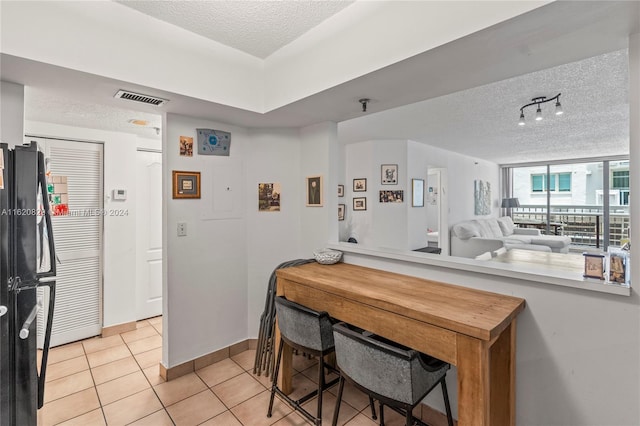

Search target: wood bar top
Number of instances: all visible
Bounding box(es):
[276,262,525,342]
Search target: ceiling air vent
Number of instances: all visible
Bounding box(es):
[114,90,168,106]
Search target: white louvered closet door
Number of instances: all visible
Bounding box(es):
[34,137,103,348]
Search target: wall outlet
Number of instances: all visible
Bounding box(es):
[177,222,187,237]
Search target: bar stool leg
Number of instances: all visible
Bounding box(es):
[316,356,325,426]
[441,378,454,426]
[369,396,377,420]
[332,376,345,426]
[267,340,284,418]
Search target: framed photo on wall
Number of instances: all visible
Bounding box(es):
[338,184,344,197]
[353,197,367,211]
[306,175,323,206]
[353,178,367,192]
[381,164,398,185]
[172,170,201,199]
[338,204,345,221]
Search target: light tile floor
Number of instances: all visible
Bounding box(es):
[37,317,411,426]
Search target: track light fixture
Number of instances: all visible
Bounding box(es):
[359,98,370,112]
[518,93,562,126]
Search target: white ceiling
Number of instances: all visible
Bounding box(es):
[7,1,639,164]
[115,0,355,59]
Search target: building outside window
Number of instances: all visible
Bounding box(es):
[531,172,571,192]
[509,159,629,249]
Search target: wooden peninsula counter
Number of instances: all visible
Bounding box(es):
[276,262,525,426]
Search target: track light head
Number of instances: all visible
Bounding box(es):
[535,105,543,121]
[518,112,525,126]
[359,98,370,112]
[555,98,563,115]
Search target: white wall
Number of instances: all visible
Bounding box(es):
[245,127,302,337]
[345,139,499,250]
[299,122,339,255]
[162,118,339,363]
[163,114,249,366]
[0,81,24,146]
[24,120,161,328]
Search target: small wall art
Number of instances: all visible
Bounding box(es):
[381,164,398,185]
[258,183,281,212]
[338,204,345,221]
[338,184,344,197]
[172,170,201,199]
[306,175,323,206]
[353,197,367,211]
[179,136,193,157]
[379,190,404,203]
[474,179,491,215]
[353,178,367,192]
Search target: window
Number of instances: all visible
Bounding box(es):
[532,174,545,192]
[558,173,571,192]
[612,170,629,189]
[531,172,571,192]
[612,170,629,206]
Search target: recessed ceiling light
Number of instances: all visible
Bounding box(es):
[129,119,149,126]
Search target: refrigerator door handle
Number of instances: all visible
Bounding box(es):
[19,297,43,340]
[36,151,56,278]
[37,281,56,409]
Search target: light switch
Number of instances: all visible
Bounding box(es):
[177,222,187,237]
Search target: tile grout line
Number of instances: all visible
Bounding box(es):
[122,324,176,426]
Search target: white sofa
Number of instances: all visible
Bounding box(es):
[450,217,571,258]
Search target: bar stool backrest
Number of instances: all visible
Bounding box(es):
[333,323,445,405]
[274,296,334,352]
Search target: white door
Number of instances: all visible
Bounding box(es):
[136,150,162,320]
[32,137,103,347]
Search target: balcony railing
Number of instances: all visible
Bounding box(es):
[512,204,630,249]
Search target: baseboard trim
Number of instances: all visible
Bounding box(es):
[161,338,254,381]
[101,321,136,338]
[421,403,458,426]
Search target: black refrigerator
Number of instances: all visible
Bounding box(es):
[0,142,57,425]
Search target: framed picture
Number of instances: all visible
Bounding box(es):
[379,190,404,203]
[338,184,344,197]
[381,164,398,185]
[258,182,281,212]
[583,253,605,280]
[306,175,323,206]
[353,178,367,192]
[338,204,345,221]
[609,252,627,284]
[412,179,424,207]
[353,197,367,211]
[172,170,201,199]
[179,136,193,157]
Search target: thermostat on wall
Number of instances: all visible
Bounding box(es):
[112,189,127,201]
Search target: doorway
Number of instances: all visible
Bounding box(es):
[426,167,449,255]
[30,137,104,347]
[135,149,163,320]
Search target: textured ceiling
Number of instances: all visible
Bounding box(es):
[339,49,630,165]
[115,0,354,59]
[24,89,162,140]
